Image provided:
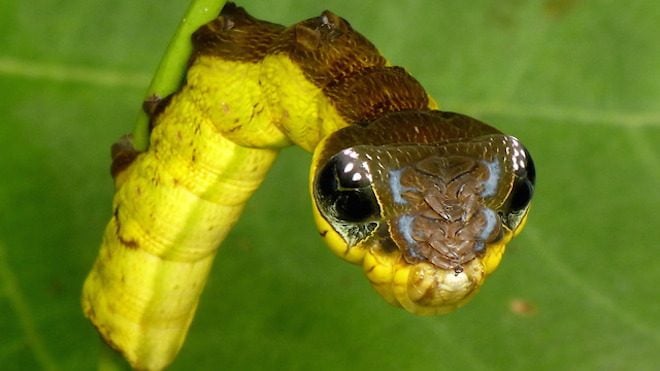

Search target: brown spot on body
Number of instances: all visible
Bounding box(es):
[110,135,140,179]
[228,125,242,133]
[283,11,387,89]
[113,206,140,249]
[191,3,286,62]
[143,94,174,130]
[324,67,429,124]
[117,232,139,249]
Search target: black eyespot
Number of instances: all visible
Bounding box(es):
[503,144,535,230]
[315,149,380,223]
[332,189,378,222]
[509,177,534,213]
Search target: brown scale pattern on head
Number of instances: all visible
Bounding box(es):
[315,111,502,169]
[388,155,502,271]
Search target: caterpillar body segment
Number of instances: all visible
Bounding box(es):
[83,60,280,368]
[83,3,535,369]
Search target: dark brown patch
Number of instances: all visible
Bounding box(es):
[319,230,328,237]
[110,135,140,179]
[113,206,140,249]
[323,67,429,124]
[117,232,139,249]
[143,93,174,130]
[191,3,286,62]
[282,10,387,90]
[376,226,398,253]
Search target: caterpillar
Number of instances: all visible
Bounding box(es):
[82,3,535,370]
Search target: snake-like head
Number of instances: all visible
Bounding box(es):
[311,111,535,314]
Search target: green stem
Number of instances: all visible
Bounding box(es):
[132,0,227,150]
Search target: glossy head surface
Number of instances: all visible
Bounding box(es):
[311,110,535,274]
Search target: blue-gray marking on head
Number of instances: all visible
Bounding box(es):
[398,214,415,244]
[479,208,498,241]
[481,160,501,197]
[398,214,424,260]
[389,169,406,204]
[389,168,418,205]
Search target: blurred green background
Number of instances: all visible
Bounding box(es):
[1,0,659,370]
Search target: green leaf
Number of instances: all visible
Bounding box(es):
[1,0,659,370]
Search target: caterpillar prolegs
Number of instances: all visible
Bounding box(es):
[82,3,535,369]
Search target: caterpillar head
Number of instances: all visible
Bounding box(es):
[310,111,535,314]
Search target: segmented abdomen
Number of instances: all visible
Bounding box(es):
[82,55,280,369]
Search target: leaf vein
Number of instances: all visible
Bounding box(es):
[524,228,660,344]
[0,56,149,88]
[447,100,660,128]
[2,56,659,128]
[0,241,59,371]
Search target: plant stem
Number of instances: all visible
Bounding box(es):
[132,0,227,150]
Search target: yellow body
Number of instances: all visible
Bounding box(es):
[82,53,350,369]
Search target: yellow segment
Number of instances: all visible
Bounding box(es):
[260,54,350,151]
[82,46,353,369]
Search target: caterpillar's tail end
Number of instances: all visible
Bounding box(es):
[80,234,199,371]
[81,268,180,371]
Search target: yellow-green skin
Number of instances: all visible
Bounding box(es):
[82,5,529,370]
[82,50,359,371]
